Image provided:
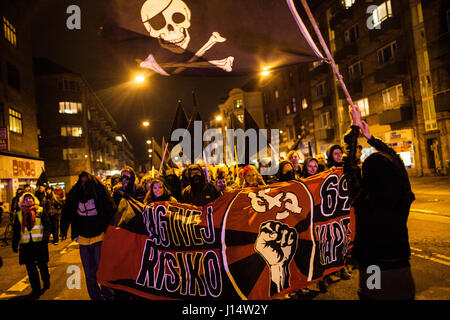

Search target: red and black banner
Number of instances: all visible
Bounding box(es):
[97,168,354,300]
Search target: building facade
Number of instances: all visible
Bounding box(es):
[34,58,134,190]
[0,1,44,210]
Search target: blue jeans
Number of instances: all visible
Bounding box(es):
[79,241,113,300]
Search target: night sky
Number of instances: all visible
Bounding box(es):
[31,0,250,165]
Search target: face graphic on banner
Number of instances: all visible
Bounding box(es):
[140,0,234,74]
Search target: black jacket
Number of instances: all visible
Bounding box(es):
[343,126,415,269]
[181,165,221,206]
[61,172,115,240]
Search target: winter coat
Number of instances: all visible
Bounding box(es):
[61,171,115,240]
[343,126,415,270]
[181,165,221,206]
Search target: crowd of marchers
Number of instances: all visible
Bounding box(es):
[3,104,416,301]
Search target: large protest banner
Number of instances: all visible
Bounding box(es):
[97,168,354,300]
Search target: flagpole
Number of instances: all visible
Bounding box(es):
[299,0,354,106]
[203,150,211,182]
[158,142,169,177]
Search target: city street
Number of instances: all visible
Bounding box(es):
[0,175,448,301]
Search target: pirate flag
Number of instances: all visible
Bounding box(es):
[101,0,323,76]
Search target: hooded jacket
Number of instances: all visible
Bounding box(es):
[326,144,344,168]
[343,126,414,269]
[181,164,221,206]
[277,161,296,182]
[61,171,115,240]
[113,166,146,205]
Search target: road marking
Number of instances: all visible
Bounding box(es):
[410,208,440,214]
[411,252,450,266]
[435,253,450,262]
[60,240,79,254]
[0,276,29,299]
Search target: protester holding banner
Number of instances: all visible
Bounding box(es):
[301,158,320,178]
[287,150,302,180]
[346,105,416,300]
[181,164,221,206]
[143,178,177,204]
[326,144,344,169]
[277,160,296,182]
[113,167,147,205]
[12,193,50,299]
[60,171,115,300]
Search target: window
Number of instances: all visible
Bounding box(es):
[6,63,20,91]
[58,79,80,91]
[377,41,397,65]
[285,105,291,115]
[373,0,393,27]
[319,112,331,129]
[274,90,279,99]
[356,98,370,117]
[348,61,363,80]
[59,101,82,114]
[344,24,359,44]
[61,125,83,137]
[9,108,22,134]
[423,99,437,131]
[341,0,356,9]
[302,98,308,110]
[62,148,88,160]
[291,97,297,113]
[382,84,404,109]
[3,17,16,47]
[315,82,326,98]
[234,99,243,109]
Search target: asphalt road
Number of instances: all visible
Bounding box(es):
[0,176,449,301]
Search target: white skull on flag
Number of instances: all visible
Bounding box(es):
[141,0,191,54]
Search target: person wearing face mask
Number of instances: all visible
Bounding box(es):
[113,166,146,206]
[301,158,320,178]
[215,172,230,195]
[277,161,296,182]
[326,145,344,169]
[163,168,182,201]
[144,178,177,204]
[181,164,221,206]
[60,171,115,300]
[12,193,50,299]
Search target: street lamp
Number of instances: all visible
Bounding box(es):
[215,115,223,121]
[146,140,152,144]
[260,66,272,77]
[135,74,145,83]
[142,121,150,127]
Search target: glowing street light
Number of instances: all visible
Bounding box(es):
[135,75,145,83]
[260,66,272,77]
[215,115,223,121]
[146,140,152,144]
[142,121,150,127]
[148,149,153,153]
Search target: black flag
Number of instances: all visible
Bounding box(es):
[102,0,323,76]
[36,169,49,187]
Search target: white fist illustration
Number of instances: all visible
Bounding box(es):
[255,221,298,295]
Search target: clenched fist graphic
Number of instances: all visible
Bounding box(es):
[255,221,298,295]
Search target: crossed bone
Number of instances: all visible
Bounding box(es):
[140,31,234,75]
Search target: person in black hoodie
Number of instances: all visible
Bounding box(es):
[113,166,146,205]
[163,168,182,201]
[326,144,344,169]
[181,164,221,206]
[344,104,415,300]
[60,171,115,300]
[277,160,296,182]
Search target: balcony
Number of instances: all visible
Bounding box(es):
[435,91,450,113]
[334,42,358,62]
[312,94,332,110]
[373,60,408,83]
[310,63,329,78]
[338,79,363,99]
[369,16,402,42]
[428,32,450,61]
[379,100,413,125]
[330,6,354,30]
[315,128,335,141]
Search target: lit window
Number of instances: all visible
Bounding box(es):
[234,99,243,109]
[341,0,356,9]
[61,125,83,137]
[286,105,291,115]
[291,97,297,113]
[274,90,279,99]
[59,101,82,114]
[9,108,22,134]
[3,17,16,47]
[382,84,404,109]
[62,148,87,160]
[373,0,392,27]
[355,98,370,117]
[302,98,308,110]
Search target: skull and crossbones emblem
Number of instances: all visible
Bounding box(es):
[139,0,234,75]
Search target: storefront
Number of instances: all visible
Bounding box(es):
[0,154,45,212]
[384,129,415,169]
